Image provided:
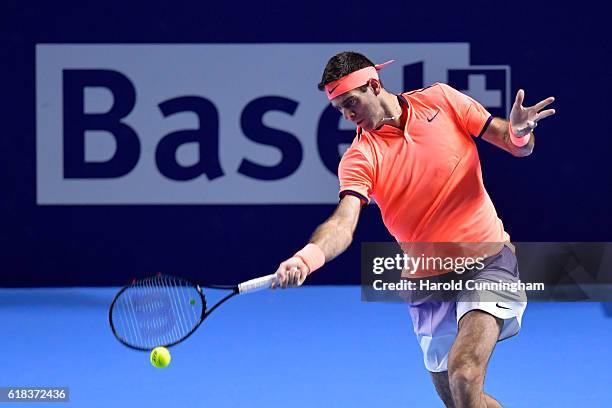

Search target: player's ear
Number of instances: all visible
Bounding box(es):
[369,78,382,95]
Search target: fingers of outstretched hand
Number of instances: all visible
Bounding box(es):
[532,96,555,112]
[535,108,556,122]
[514,89,525,108]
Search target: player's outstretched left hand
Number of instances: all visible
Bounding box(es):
[509,89,556,136]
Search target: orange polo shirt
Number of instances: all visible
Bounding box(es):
[339,82,509,246]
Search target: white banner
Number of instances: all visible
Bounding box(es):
[36,44,510,204]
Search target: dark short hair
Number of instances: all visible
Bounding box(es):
[317,51,375,91]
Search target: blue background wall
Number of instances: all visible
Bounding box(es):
[3,1,611,286]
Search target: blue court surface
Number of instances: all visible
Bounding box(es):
[1,287,611,407]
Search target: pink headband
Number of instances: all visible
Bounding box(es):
[324,60,394,100]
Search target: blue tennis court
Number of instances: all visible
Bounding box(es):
[2,287,610,407]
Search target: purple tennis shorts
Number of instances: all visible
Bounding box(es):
[408,245,527,372]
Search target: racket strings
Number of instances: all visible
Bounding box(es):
[111,275,204,349]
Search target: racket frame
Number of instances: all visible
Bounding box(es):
[109,275,219,351]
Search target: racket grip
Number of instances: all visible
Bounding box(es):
[237,274,277,294]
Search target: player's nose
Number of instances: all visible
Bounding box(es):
[343,109,355,121]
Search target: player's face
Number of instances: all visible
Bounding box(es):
[331,83,383,131]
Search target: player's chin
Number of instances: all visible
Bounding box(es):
[356,119,369,130]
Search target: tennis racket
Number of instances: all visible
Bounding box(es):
[109,273,277,351]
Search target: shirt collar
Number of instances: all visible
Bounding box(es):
[357,94,410,140]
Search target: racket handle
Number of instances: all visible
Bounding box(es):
[237,274,277,294]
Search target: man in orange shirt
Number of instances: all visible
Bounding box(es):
[273,51,555,407]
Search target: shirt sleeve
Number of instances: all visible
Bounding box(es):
[338,145,375,205]
[439,83,493,137]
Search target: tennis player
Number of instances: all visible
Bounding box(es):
[273,51,555,407]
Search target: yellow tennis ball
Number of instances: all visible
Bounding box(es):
[150,347,171,368]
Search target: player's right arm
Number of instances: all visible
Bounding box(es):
[273,194,363,288]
